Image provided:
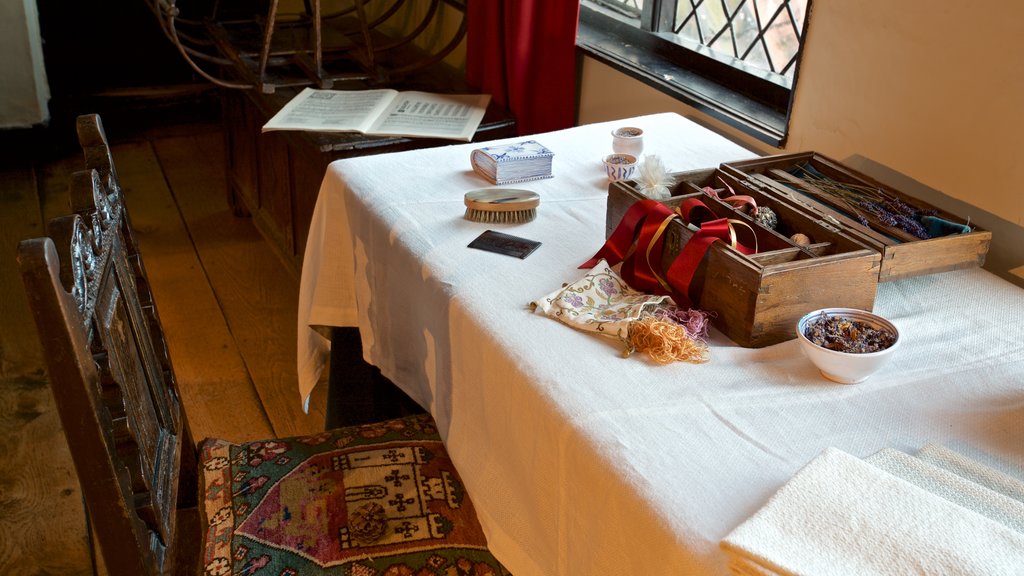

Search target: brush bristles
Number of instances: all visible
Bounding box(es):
[465,207,537,224]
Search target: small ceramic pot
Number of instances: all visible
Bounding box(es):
[603,153,638,182]
[611,126,644,156]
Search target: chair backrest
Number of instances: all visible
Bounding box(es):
[75,114,142,268]
[18,129,196,575]
[72,115,197,477]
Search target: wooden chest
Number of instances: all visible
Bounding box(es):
[721,152,991,282]
[606,152,990,347]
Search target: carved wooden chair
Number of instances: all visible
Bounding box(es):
[19,170,200,574]
[17,115,507,575]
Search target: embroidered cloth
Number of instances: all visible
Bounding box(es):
[531,258,668,348]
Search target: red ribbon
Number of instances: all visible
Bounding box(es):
[580,199,665,270]
[681,197,758,256]
[665,218,729,306]
[581,199,741,307]
[701,185,758,213]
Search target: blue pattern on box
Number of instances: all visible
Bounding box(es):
[471,140,554,185]
[481,140,553,162]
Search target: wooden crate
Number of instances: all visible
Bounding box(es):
[721,152,991,282]
[607,166,882,348]
[607,152,992,347]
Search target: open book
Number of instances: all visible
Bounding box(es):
[262,88,491,142]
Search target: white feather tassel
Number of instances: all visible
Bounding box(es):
[635,155,674,200]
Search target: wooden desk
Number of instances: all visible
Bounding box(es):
[221,84,515,275]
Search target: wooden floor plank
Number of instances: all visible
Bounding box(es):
[110,140,275,443]
[37,154,84,223]
[0,160,93,575]
[1,160,45,370]
[152,132,328,438]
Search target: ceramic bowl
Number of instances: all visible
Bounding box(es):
[796,308,900,384]
[603,153,639,182]
[611,126,644,156]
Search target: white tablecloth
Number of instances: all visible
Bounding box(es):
[298,113,1024,574]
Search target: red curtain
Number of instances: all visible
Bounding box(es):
[466,0,581,136]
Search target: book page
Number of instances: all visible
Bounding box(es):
[262,88,397,133]
[366,92,491,141]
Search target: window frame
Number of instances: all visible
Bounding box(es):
[576,0,812,147]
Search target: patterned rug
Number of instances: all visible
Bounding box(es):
[200,414,510,575]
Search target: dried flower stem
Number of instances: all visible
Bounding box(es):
[776,164,934,241]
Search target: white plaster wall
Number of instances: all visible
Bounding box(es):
[785,1,1023,228]
[577,59,766,156]
[0,0,49,128]
[578,1,1024,282]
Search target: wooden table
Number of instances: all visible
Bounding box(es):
[298,113,1024,574]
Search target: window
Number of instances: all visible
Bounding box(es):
[577,0,811,146]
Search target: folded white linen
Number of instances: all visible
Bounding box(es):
[916,443,1024,505]
[865,447,1024,534]
[720,447,1024,576]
